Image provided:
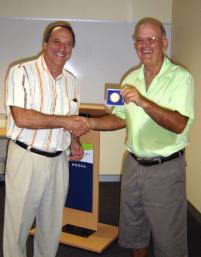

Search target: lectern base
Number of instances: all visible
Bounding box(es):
[30,223,118,253]
[60,223,118,253]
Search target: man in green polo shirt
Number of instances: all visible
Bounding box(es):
[83,17,194,257]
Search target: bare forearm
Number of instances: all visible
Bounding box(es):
[11,106,71,129]
[141,98,188,134]
[121,85,189,134]
[88,114,126,131]
[10,106,89,137]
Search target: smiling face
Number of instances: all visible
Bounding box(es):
[134,22,168,68]
[43,26,74,77]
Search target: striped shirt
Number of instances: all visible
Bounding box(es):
[5,55,79,152]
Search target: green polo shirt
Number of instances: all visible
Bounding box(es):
[113,57,194,157]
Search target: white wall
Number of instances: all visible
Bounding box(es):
[128,0,172,23]
[0,0,172,22]
[172,0,201,213]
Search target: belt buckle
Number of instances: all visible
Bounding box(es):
[145,157,162,165]
[27,144,32,152]
[136,156,143,161]
[142,157,161,164]
[157,158,162,164]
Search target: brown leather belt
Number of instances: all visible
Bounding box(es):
[15,140,62,158]
[130,149,185,166]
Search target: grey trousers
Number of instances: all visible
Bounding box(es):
[119,152,188,257]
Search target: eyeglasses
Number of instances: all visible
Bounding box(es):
[134,36,162,45]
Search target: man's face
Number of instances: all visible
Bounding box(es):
[134,23,168,67]
[43,26,74,70]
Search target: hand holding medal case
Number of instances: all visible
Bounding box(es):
[106,88,124,106]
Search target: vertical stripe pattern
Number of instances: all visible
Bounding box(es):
[5,55,79,151]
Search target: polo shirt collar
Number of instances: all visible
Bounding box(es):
[138,56,171,81]
[38,54,65,79]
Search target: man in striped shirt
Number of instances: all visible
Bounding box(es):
[4,21,89,257]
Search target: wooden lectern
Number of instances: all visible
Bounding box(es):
[0,113,6,137]
[60,103,118,252]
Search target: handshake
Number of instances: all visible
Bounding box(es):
[65,115,92,137]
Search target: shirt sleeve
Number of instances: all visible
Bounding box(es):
[166,68,195,120]
[112,105,126,119]
[6,64,31,109]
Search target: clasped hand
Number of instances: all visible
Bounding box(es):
[64,116,90,137]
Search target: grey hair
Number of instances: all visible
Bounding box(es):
[132,17,166,40]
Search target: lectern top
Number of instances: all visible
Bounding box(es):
[79,103,111,117]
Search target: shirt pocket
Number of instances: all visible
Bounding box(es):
[68,99,79,115]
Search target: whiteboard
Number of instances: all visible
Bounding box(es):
[0,17,171,112]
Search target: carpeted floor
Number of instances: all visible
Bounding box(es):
[0,181,201,257]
